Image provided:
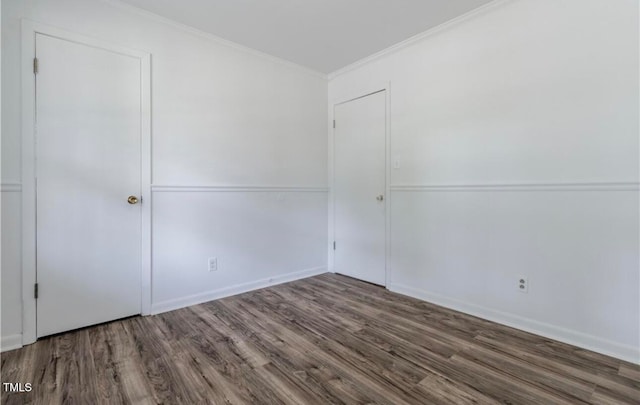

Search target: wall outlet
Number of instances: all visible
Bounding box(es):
[208,257,218,272]
[518,276,528,293]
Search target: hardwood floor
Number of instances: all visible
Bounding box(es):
[2,273,639,404]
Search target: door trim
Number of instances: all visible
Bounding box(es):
[329,83,391,287]
[21,20,152,345]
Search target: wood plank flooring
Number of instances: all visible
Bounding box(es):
[2,273,639,404]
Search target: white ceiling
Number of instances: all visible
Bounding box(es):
[117,0,494,74]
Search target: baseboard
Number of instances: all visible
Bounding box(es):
[1,334,23,352]
[388,283,640,365]
[151,266,328,314]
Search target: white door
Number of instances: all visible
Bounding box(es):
[334,90,387,286]
[36,33,143,337]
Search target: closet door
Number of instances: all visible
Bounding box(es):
[334,90,387,286]
[36,33,143,336]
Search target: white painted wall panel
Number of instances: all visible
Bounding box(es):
[332,0,638,186]
[390,190,639,349]
[152,191,327,305]
[1,191,22,350]
[151,46,327,186]
[329,0,639,362]
[0,0,21,182]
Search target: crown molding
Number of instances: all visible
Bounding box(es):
[328,0,513,80]
[101,0,328,80]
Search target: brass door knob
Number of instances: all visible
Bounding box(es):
[127,195,139,205]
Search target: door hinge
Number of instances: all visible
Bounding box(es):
[33,57,39,75]
[333,120,336,129]
[333,241,336,250]
[34,283,39,299]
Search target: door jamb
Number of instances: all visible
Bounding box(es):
[329,83,391,287]
[21,20,152,345]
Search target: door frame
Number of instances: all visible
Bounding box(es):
[21,20,152,345]
[329,83,391,287]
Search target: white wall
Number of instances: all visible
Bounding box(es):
[152,190,327,312]
[1,187,22,349]
[1,0,328,350]
[329,0,639,362]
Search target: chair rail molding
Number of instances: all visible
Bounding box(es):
[1,182,23,192]
[151,185,329,193]
[390,182,640,193]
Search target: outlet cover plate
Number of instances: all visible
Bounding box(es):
[518,276,528,293]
